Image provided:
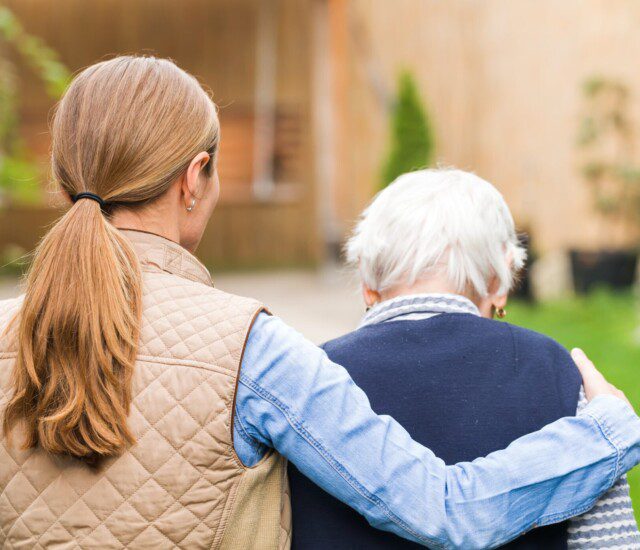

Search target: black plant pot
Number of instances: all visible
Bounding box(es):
[512,231,535,301]
[570,249,638,294]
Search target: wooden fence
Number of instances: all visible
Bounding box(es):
[330,0,640,253]
[0,0,321,269]
[0,196,317,270]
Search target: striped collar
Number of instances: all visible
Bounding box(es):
[360,293,480,328]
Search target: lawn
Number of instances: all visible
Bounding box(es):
[509,290,640,523]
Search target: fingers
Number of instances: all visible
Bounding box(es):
[571,348,605,386]
[571,347,633,409]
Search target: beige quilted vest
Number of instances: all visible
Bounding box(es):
[0,230,291,549]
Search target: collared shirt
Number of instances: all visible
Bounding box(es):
[360,293,480,327]
[119,232,640,549]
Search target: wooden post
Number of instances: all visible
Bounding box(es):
[253,0,278,200]
[326,0,350,245]
[311,0,340,253]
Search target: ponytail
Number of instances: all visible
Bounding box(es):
[3,199,142,461]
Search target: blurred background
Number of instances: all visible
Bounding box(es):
[0,0,639,519]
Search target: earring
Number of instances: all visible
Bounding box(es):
[186,198,196,212]
[496,307,507,319]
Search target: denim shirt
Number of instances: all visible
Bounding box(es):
[235,312,640,549]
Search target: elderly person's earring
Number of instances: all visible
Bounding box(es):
[186,198,196,212]
[496,307,507,319]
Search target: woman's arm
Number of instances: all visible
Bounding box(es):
[567,389,640,548]
[236,313,640,549]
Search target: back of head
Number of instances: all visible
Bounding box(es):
[2,56,219,462]
[346,168,526,297]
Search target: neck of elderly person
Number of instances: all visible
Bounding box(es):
[364,269,505,319]
[350,169,524,319]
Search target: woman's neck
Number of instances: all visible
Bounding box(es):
[111,203,181,245]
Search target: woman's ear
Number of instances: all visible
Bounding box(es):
[180,152,211,209]
[362,285,381,308]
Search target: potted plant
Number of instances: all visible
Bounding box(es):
[511,230,537,301]
[573,76,640,293]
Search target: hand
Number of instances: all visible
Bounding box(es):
[571,348,633,410]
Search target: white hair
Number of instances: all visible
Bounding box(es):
[346,169,526,297]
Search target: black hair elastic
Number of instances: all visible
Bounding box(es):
[72,192,106,208]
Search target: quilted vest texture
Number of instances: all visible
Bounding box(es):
[0,229,291,549]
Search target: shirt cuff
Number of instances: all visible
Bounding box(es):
[580,395,640,478]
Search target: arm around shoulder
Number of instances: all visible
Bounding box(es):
[236,313,640,549]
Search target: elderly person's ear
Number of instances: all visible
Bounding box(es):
[362,285,381,309]
[492,293,508,319]
[477,275,509,319]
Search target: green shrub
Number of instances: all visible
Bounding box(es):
[0,6,70,206]
[381,71,435,189]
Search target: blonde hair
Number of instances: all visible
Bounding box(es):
[3,56,220,462]
[346,169,526,297]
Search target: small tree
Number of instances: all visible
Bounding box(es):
[381,71,434,189]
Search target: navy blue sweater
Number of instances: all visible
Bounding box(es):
[289,313,582,549]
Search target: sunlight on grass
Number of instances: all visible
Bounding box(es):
[509,290,640,522]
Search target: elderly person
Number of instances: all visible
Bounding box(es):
[289,169,640,549]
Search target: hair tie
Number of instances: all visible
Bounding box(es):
[72,192,106,208]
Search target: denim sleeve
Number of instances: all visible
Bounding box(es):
[235,313,640,549]
[567,389,640,547]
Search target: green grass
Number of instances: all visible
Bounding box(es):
[509,290,640,522]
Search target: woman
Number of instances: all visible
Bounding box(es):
[0,57,638,549]
[289,169,640,549]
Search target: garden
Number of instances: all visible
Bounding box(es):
[0,0,639,532]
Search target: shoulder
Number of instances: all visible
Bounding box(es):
[438,314,575,366]
[324,315,581,383]
[143,272,262,315]
[0,295,23,326]
[0,295,24,354]
[138,272,264,365]
[503,321,582,388]
[505,321,571,361]
[241,313,340,394]
[321,314,501,354]
[322,323,386,356]
[245,313,316,360]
